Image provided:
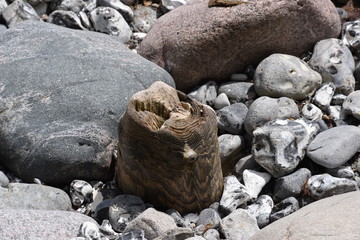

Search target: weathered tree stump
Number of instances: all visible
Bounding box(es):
[117,81,223,214]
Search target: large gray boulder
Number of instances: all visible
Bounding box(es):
[0,20,175,185]
[250,191,360,240]
[138,0,341,92]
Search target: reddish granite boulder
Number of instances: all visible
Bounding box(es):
[138,0,341,92]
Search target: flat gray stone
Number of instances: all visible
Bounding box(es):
[217,103,248,134]
[250,191,360,240]
[218,82,256,104]
[0,20,174,185]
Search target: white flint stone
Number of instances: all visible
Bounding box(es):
[161,0,186,12]
[0,0,8,14]
[312,82,336,111]
[2,0,42,28]
[79,11,92,29]
[97,0,134,22]
[301,103,322,122]
[79,221,103,240]
[48,10,87,30]
[188,81,217,106]
[219,176,250,215]
[342,90,360,120]
[342,20,360,50]
[230,73,248,82]
[70,180,93,207]
[242,170,271,199]
[246,195,273,228]
[331,94,347,105]
[328,105,342,120]
[133,32,147,40]
[214,93,230,110]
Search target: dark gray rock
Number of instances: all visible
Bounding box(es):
[242,170,271,200]
[254,54,322,100]
[219,176,250,215]
[0,20,174,185]
[133,5,157,33]
[273,168,311,202]
[308,38,355,95]
[55,0,93,13]
[342,90,360,120]
[327,166,354,179]
[304,174,358,200]
[196,208,221,229]
[0,171,9,188]
[109,195,147,232]
[244,96,300,136]
[97,0,134,22]
[246,195,274,228]
[166,209,187,228]
[70,180,93,208]
[2,0,42,27]
[48,10,86,30]
[219,209,259,240]
[331,93,347,105]
[218,82,256,104]
[307,125,360,168]
[218,134,244,176]
[252,119,319,178]
[153,227,194,240]
[0,183,71,210]
[118,229,146,240]
[188,81,217,107]
[0,209,98,240]
[217,103,248,134]
[269,197,299,223]
[342,19,360,50]
[213,93,230,110]
[301,103,322,122]
[233,155,261,180]
[312,82,336,111]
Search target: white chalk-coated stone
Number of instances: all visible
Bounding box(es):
[214,93,230,110]
[243,170,271,199]
[246,195,274,228]
[301,103,322,122]
[312,82,336,111]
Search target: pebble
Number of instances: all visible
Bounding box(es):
[242,170,271,199]
[269,197,299,223]
[216,103,248,134]
[203,229,220,240]
[133,5,157,33]
[307,125,360,168]
[196,208,221,229]
[166,209,187,228]
[233,155,261,180]
[342,19,360,50]
[218,134,244,175]
[188,81,217,106]
[342,90,360,120]
[2,0,42,28]
[308,38,355,95]
[213,93,230,110]
[246,195,274,228]
[301,103,323,122]
[312,82,336,111]
[78,221,104,240]
[337,7,348,21]
[97,0,134,22]
[160,0,186,12]
[230,73,248,82]
[219,176,250,215]
[0,0,7,14]
[304,174,358,200]
[327,166,355,179]
[55,0,89,13]
[331,93,347,105]
[328,105,342,120]
[118,229,145,240]
[154,227,194,240]
[244,96,300,135]
[273,168,312,202]
[218,82,256,104]
[252,119,319,178]
[70,180,93,208]
[0,171,9,188]
[254,53,322,100]
[48,10,87,30]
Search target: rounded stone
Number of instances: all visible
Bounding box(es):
[214,93,230,110]
[342,90,360,119]
[217,103,248,134]
[218,82,256,104]
[0,171,9,188]
[254,54,322,100]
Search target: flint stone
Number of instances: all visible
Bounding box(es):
[331,93,347,105]
[119,229,146,240]
[79,11,92,29]
[217,103,248,134]
[250,191,360,240]
[233,155,261,180]
[196,208,221,229]
[188,81,217,106]
[218,134,244,176]
[153,227,194,240]
[186,237,206,240]
[0,20,174,185]
[184,213,199,227]
[2,0,42,28]
[48,10,86,30]
[328,105,341,120]
[0,209,98,240]
[327,166,354,179]
[133,5,157,33]
[78,221,103,240]
[269,197,299,223]
[138,0,341,92]
[312,82,336,111]
[0,170,9,188]
[307,125,360,168]
[301,103,322,122]
[203,229,220,240]
[90,7,132,42]
[308,38,355,95]
[273,168,311,202]
[55,0,89,12]
[219,176,250,215]
[0,183,71,210]
[244,96,300,136]
[161,0,186,12]
[220,209,259,240]
[97,0,134,22]
[0,0,7,14]
[246,195,274,228]
[124,208,177,240]
[305,174,358,200]
[254,54,322,100]
[253,119,319,178]
[342,19,360,50]
[109,195,147,232]
[242,170,271,199]
[166,209,187,228]
[342,90,360,120]
[218,82,256,104]
[70,180,93,207]
[213,93,230,110]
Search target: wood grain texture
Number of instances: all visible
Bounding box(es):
[117,81,223,214]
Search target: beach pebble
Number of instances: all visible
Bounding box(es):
[326,166,354,179]
[97,0,133,22]
[342,19,360,50]
[218,82,256,104]
[218,134,244,175]
[160,0,186,12]
[269,197,299,223]
[55,0,91,12]
[304,174,358,200]
[196,208,221,229]
[155,228,194,240]
[118,229,145,240]
[78,221,104,240]
[242,170,271,199]
[253,119,319,178]
[301,103,322,122]
[331,93,347,105]
[0,0,8,14]
[230,73,248,82]
[244,96,300,136]
[308,38,355,95]
[328,105,342,120]
[213,93,230,110]
[312,82,336,111]
[90,7,132,42]
[337,7,348,21]
[219,176,250,215]
[342,90,360,120]
[166,209,187,228]
[133,5,157,33]
[203,229,220,240]
[233,155,261,180]
[2,0,42,28]
[246,195,274,228]
[0,171,9,188]
[254,53,322,100]
[273,168,311,202]
[219,209,259,240]
[70,180,93,208]
[217,103,248,134]
[307,125,360,168]
[78,11,92,29]
[48,10,86,30]
[188,81,217,106]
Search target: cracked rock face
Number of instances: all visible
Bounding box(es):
[252,119,319,178]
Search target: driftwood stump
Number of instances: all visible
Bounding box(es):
[117,81,223,214]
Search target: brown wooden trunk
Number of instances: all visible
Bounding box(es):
[116,81,223,214]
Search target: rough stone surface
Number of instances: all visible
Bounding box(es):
[2,0,42,28]
[312,82,336,111]
[153,227,194,240]
[218,134,244,176]
[244,96,300,136]
[0,20,174,185]
[250,191,360,240]
[138,0,341,91]
[269,197,299,223]
[254,54,322,100]
[342,90,360,119]
[218,82,256,104]
[124,208,177,240]
[243,170,271,199]
[217,103,248,134]
[246,195,274,228]
[301,103,323,122]
[307,125,360,168]
[0,209,98,240]
[48,10,86,30]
